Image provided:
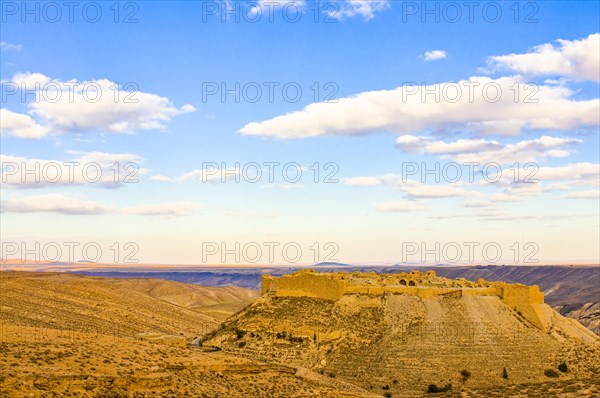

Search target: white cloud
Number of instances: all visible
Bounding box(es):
[122,202,205,217]
[344,173,529,213]
[401,181,521,203]
[10,72,52,89]
[153,164,285,184]
[240,76,598,138]
[248,0,305,16]
[330,0,391,21]
[1,152,147,189]
[395,135,581,164]
[247,0,389,21]
[2,72,195,139]
[468,162,600,204]
[346,164,598,219]
[0,41,22,51]
[400,180,474,199]
[473,206,588,222]
[74,151,142,165]
[347,175,477,199]
[345,160,600,208]
[374,201,429,212]
[464,201,495,208]
[0,109,50,139]
[395,135,500,154]
[0,194,205,217]
[487,33,600,82]
[422,50,447,61]
[342,176,383,186]
[498,182,545,198]
[0,194,110,215]
[536,162,599,182]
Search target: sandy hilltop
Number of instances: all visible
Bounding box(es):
[1,269,599,397]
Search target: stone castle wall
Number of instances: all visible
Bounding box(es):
[498,283,546,330]
[262,270,548,330]
[262,271,347,301]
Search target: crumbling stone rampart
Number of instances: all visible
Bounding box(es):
[261,269,547,330]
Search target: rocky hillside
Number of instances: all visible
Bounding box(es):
[0,325,372,398]
[0,272,257,339]
[204,276,600,397]
[0,272,365,397]
[428,266,600,336]
[554,302,600,335]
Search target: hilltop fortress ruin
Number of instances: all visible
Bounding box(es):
[262,269,549,330]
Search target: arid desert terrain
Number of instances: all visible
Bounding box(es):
[1,268,599,397]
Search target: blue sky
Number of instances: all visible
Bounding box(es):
[1,1,599,265]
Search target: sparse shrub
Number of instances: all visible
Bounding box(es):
[235,329,246,339]
[427,383,452,393]
[382,384,390,390]
[502,367,508,379]
[328,372,336,378]
[238,341,246,348]
[392,379,398,384]
[383,393,392,398]
[460,369,471,383]
[544,369,559,378]
[558,362,568,373]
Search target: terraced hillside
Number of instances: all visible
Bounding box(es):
[428,266,600,335]
[205,287,600,397]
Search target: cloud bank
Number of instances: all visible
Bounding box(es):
[1,73,195,139]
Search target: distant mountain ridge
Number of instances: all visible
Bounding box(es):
[313,262,354,267]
